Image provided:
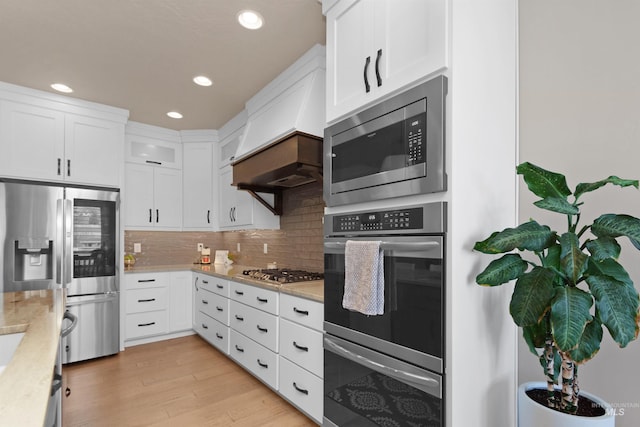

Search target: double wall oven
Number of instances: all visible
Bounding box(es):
[323,202,446,427]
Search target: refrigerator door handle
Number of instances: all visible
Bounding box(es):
[56,199,64,285]
[64,199,73,286]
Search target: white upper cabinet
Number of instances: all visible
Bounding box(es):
[0,83,128,187]
[324,0,448,123]
[182,130,218,231]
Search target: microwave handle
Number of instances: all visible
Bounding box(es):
[324,336,440,392]
[324,241,439,251]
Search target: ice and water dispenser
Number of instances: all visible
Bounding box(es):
[13,238,54,281]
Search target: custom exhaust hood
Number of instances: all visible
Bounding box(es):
[231,45,325,215]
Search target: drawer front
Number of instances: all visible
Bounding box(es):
[278,356,323,423]
[230,300,278,352]
[196,310,229,354]
[125,272,170,290]
[125,311,168,339]
[197,290,230,325]
[279,318,323,378]
[126,287,167,314]
[280,293,323,331]
[230,281,278,315]
[196,273,230,297]
[230,329,278,389]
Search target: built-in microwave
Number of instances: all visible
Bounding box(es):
[324,75,447,207]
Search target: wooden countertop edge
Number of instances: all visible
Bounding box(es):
[0,289,65,427]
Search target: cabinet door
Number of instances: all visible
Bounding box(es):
[326,0,374,123]
[169,271,193,332]
[183,142,214,230]
[124,163,155,228]
[375,0,447,98]
[64,114,123,187]
[153,167,182,229]
[0,100,65,181]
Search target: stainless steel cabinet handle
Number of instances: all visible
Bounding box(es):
[61,310,78,338]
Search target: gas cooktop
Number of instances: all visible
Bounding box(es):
[241,268,324,284]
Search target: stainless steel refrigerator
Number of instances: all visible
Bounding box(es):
[0,179,120,364]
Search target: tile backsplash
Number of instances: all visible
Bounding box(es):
[125,182,324,272]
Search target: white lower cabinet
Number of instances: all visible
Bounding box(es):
[279,357,324,423]
[230,329,279,390]
[196,310,229,354]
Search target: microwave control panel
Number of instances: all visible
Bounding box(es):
[405,114,425,166]
[333,207,423,232]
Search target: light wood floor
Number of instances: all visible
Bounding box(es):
[62,335,316,426]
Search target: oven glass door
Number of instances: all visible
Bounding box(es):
[324,334,442,427]
[324,235,444,372]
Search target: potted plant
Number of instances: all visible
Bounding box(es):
[473,162,640,426]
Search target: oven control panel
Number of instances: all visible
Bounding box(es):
[332,207,423,232]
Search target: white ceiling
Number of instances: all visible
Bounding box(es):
[0,0,326,130]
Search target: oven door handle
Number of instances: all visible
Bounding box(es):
[324,241,440,251]
[324,336,440,390]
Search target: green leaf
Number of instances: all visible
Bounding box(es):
[586,258,633,287]
[591,214,640,248]
[550,286,593,352]
[586,275,640,347]
[475,254,529,286]
[523,317,549,355]
[510,267,557,327]
[585,237,621,261]
[517,162,572,199]
[474,220,557,254]
[568,319,603,364]
[574,176,639,201]
[533,197,580,215]
[559,233,588,285]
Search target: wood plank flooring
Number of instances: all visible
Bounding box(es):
[62,335,316,426]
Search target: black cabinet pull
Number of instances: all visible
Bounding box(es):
[216,333,223,339]
[57,158,61,175]
[257,359,268,368]
[65,345,69,353]
[202,299,209,305]
[202,279,209,284]
[364,56,371,93]
[293,382,309,395]
[216,284,223,289]
[202,323,209,329]
[137,298,156,303]
[293,307,309,316]
[207,209,211,223]
[257,325,268,333]
[375,48,382,87]
[65,387,71,397]
[145,160,162,165]
[216,306,224,311]
[257,296,268,303]
[67,159,71,176]
[138,322,155,327]
[156,209,159,223]
[138,279,156,283]
[235,315,244,321]
[293,341,309,352]
[235,290,244,296]
[148,208,152,223]
[235,344,244,353]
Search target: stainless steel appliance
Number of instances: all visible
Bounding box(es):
[240,268,324,284]
[324,75,447,207]
[0,179,120,364]
[323,202,446,426]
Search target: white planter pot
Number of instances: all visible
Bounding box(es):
[518,382,615,427]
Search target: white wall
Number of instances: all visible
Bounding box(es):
[519,1,640,425]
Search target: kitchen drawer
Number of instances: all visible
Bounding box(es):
[278,356,323,423]
[230,300,278,352]
[195,273,230,298]
[126,287,167,314]
[125,272,170,290]
[279,293,323,331]
[197,289,230,326]
[125,311,168,339]
[195,310,229,354]
[279,318,323,378]
[230,281,278,315]
[230,329,278,390]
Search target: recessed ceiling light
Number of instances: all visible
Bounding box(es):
[167,111,183,119]
[51,83,73,93]
[193,76,213,87]
[237,10,264,30]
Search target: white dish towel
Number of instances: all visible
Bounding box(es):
[342,240,384,315]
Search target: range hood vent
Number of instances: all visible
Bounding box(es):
[232,132,322,215]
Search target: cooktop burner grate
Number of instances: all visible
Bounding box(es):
[241,268,324,284]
